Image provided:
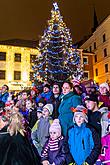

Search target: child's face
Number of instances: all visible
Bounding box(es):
[37,112,42,119]
[99,87,107,95]
[74,114,85,127]
[42,108,50,118]
[85,100,96,111]
[49,130,59,140]
[26,100,32,109]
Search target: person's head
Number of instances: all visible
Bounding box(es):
[62,81,73,95]
[0,114,9,130]
[26,99,32,109]
[37,107,43,119]
[43,84,50,93]
[38,97,46,108]
[73,85,83,95]
[42,104,53,118]
[52,83,61,95]
[21,91,28,100]
[1,85,9,93]
[85,95,99,111]
[72,105,88,127]
[99,83,109,95]
[7,112,25,136]
[49,119,61,140]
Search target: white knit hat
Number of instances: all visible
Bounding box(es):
[43,104,53,115]
[49,119,61,137]
[99,83,109,91]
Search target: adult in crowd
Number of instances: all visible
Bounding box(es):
[98,82,110,110]
[50,82,61,119]
[0,85,9,108]
[0,112,40,165]
[58,81,82,136]
[85,95,102,137]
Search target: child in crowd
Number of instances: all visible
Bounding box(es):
[31,104,53,155]
[97,112,110,165]
[65,105,101,165]
[41,119,66,165]
[0,112,40,165]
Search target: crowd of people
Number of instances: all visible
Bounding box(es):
[0,80,110,165]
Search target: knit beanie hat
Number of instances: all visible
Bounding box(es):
[43,84,50,89]
[49,119,61,137]
[72,105,88,123]
[84,94,99,105]
[99,82,109,91]
[43,104,53,115]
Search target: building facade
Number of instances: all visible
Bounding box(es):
[80,15,110,84]
[0,43,39,91]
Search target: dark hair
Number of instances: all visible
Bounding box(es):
[63,81,73,89]
[3,85,9,91]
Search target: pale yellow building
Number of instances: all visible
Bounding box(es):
[80,15,110,84]
[0,39,39,91]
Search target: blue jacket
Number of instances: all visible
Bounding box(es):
[66,123,101,165]
[0,92,9,107]
[58,92,82,136]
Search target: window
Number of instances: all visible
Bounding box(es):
[83,57,88,64]
[14,71,21,80]
[30,72,34,81]
[105,64,108,73]
[103,33,106,42]
[84,72,89,79]
[103,48,107,57]
[14,53,21,62]
[0,52,6,61]
[30,54,37,63]
[94,55,97,63]
[95,68,98,76]
[0,70,5,79]
[94,42,96,49]
[89,46,92,52]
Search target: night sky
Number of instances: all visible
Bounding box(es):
[0,0,110,43]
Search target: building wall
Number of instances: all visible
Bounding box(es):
[0,45,39,91]
[80,15,110,84]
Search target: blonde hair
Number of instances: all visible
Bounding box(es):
[7,112,25,136]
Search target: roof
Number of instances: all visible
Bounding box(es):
[0,39,39,48]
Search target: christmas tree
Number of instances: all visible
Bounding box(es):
[32,2,82,84]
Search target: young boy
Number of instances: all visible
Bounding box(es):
[31,104,53,155]
[41,119,66,165]
[65,105,101,165]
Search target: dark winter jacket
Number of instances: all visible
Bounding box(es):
[41,136,67,165]
[88,110,102,136]
[58,91,82,136]
[0,126,40,165]
[65,123,101,165]
[0,92,9,107]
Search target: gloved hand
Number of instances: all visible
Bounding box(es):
[69,163,76,165]
[42,160,49,165]
[82,162,89,165]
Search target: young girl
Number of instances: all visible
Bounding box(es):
[41,119,66,165]
[65,105,101,165]
[97,113,110,165]
[0,112,40,165]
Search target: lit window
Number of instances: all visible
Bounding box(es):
[84,72,89,79]
[103,48,107,57]
[14,71,21,80]
[105,64,108,73]
[95,68,98,76]
[14,53,21,62]
[0,70,5,79]
[0,52,6,61]
[103,33,106,42]
[83,57,88,64]
[94,55,97,63]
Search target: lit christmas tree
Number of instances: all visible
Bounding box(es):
[32,2,83,84]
